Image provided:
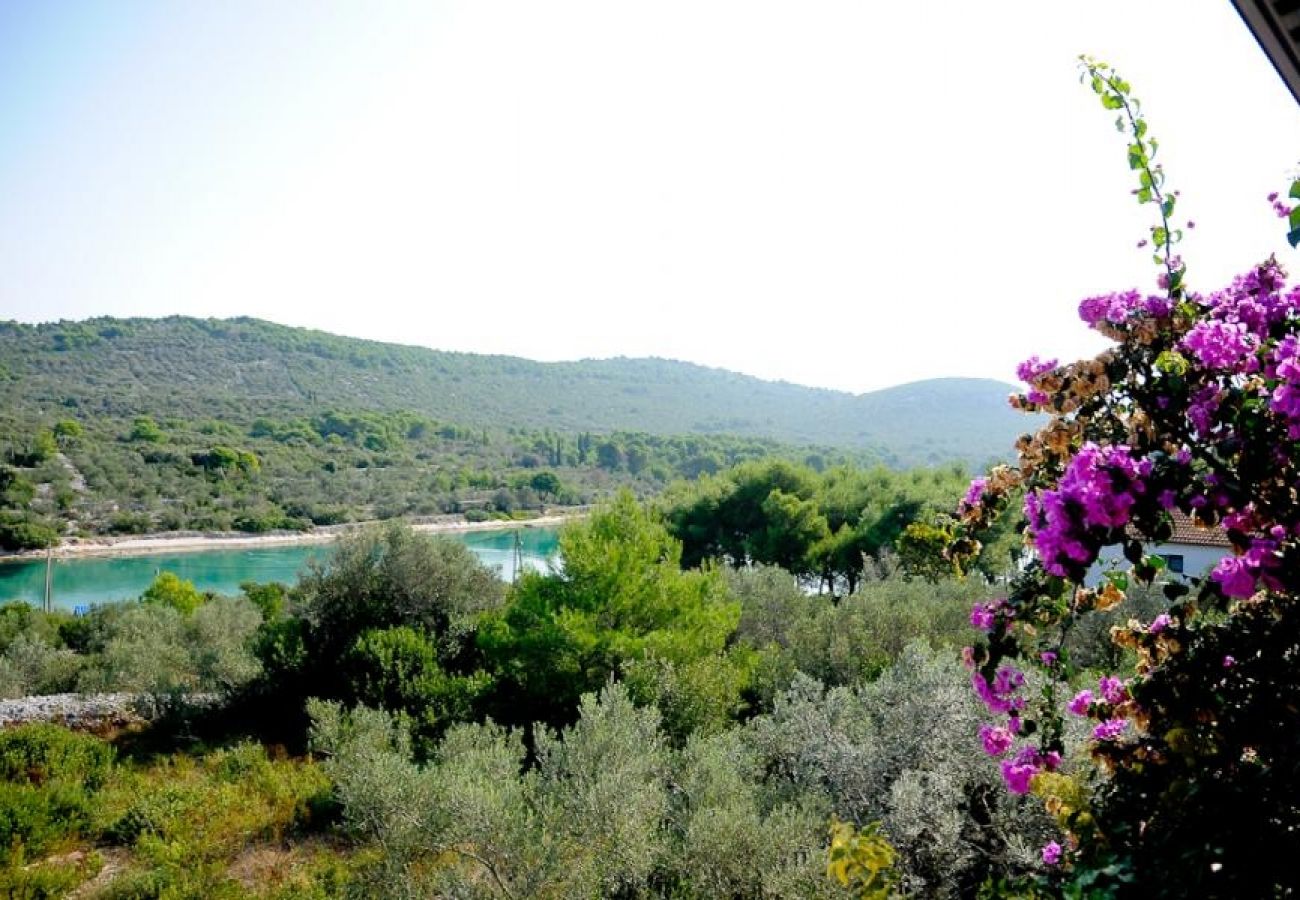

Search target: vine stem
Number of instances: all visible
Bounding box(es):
[1089,63,1181,294]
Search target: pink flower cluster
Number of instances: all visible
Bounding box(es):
[1197,258,1296,333]
[1269,336,1300,437]
[1211,532,1285,598]
[1001,746,1062,794]
[979,723,1015,757]
[1098,675,1127,704]
[972,666,1026,715]
[969,599,1003,633]
[1015,355,1059,404]
[1270,191,1294,220]
[1067,689,1093,716]
[1068,676,1128,723]
[1024,443,1150,577]
[1180,320,1258,371]
[1176,260,1300,377]
[1092,719,1128,741]
[1016,355,1059,383]
[1078,289,1170,328]
[1187,384,1223,438]
[958,477,986,515]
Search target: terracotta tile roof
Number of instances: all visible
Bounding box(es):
[1163,510,1232,549]
[1125,510,1231,549]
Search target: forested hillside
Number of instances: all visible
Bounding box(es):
[0,317,1025,466]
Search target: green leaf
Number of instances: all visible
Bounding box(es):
[1289,206,1300,230]
[1162,197,1176,218]
[1155,350,1190,376]
[1105,571,1129,592]
[1289,179,1300,201]
[1288,227,1300,249]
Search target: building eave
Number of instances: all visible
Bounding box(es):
[1232,0,1300,107]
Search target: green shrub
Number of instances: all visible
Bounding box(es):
[663,729,838,897]
[0,846,100,898]
[76,604,193,694]
[188,597,263,691]
[75,598,261,695]
[0,724,114,788]
[0,634,83,697]
[624,648,755,742]
[300,523,504,663]
[241,581,288,623]
[98,744,332,868]
[733,563,983,689]
[0,515,59,551]
[105,512,153,535]
[0,604,67,654]
[341,626,490,733]
[478,493,738,726]
[141,572,205,615]
[0,781,93,856]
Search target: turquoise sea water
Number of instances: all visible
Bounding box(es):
[0,527,558,611]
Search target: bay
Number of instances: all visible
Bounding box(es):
[0,527,558,612]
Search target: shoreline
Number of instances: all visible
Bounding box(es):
[0,511,584,564]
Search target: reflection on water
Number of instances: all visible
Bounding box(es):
[0,527,558,611]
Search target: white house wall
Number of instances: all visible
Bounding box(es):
[1089,542,1228,586]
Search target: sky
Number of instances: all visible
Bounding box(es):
[2,1,1300,394]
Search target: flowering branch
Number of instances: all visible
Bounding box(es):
[1079,56,1186,293]
[950,58,1300,893]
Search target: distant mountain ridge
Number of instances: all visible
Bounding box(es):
[0,316,1031,466]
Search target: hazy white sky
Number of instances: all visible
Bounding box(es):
[2,1,1299,393]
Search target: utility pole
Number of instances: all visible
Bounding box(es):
[43,548,53,613]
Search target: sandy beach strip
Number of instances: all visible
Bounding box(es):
[0,511,586,563]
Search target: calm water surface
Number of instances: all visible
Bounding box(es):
[0,528,558,611]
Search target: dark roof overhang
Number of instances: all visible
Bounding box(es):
[1232,1,1300,106]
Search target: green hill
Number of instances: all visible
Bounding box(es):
[0,316,1028,467]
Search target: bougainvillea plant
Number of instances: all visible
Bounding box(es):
[951,57,1300,898]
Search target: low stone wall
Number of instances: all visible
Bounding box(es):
[0,692,221,729]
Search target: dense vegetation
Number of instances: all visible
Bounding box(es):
[0,314,1030,549]
[0,484,1059,897]
[0,402,884,549]
[0,315,1023,475]
[661,459,1021,592]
